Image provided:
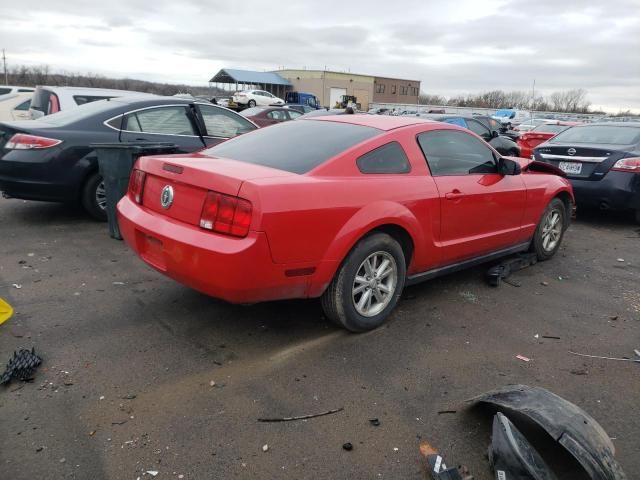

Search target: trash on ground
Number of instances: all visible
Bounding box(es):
[369,418,380,426]
[634,349,640,358]
[146,471,158,477]
[486,252,537,287]
[419,440,472,479]
[1,348,42,385]
[469,384,627,479]
[262,444,269,452]
[257,407,343,422]
[11,284,22,289]
[617,258,625,262]
[568,350,640,363]
[542,335,561,340]
[516,355,531,362]
[342,442,353,451]
[489,412,557,479]
[437,410,457,415]
[0,298,14,325]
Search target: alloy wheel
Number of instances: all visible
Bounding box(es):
[541,209,562,252]
[96,181,107,211]
[352,251,398,317]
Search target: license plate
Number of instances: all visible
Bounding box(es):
[137,231,167,271]
[558,161,582,175]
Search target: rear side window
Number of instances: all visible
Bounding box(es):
[204,120,380,174]
[0,87,11,95]
[15,100,31,111]
[18,88,34,93]
[198,104,256,138]
[418,130,497,176]
[266,110,287,120]
[74,95,114,106]
[357,142,410,174]
[31,89,60,114]
[550,125,640,145]
[125,106,195,135]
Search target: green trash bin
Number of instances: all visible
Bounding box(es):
[92,142,178,239]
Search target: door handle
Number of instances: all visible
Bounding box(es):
[445,190,464,200]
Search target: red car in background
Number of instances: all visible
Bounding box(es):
[239,106,302,127]
[117,116,574,332]
[518,121,581,158]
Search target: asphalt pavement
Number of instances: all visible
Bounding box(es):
[1,197,639,479]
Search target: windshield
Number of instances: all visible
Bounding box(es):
[203,120,380,174]
[550,125,640,145]
[495,109,515,118]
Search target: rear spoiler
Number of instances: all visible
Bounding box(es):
[522,160,567,177]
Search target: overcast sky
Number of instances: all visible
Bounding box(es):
[2,0,639,112]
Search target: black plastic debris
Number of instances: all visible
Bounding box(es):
[1,348,42,385]
[489,412,558,480]
[342,442,353,451]
[487,253,538,287]
[470,385,627,480]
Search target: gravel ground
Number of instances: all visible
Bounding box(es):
[1,197,639,479]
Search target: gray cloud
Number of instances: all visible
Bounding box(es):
[1,0,638,111]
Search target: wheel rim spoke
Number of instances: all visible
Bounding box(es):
[352,251,398,317]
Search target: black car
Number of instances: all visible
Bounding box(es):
[473,115,504,133]
[0,97,257,220]
[417,114,521,156]
[533,122,640,222]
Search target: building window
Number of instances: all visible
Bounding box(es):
[400,86,408,95]
[376,83,385,94]
[391,85,396,94]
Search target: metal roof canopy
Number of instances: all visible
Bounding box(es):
[209,69,291,86]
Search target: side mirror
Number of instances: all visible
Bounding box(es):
[498,157,521,175]
[491,130,499,138]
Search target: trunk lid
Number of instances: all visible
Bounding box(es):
[534,142,630,181]
[137,152,295,226]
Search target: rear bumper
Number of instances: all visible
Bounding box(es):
[570,171,640,211]
[117,196,311,303]
[0,150,80,202]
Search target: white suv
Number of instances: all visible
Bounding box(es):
[29,86,153,119]
[232,90,284,108]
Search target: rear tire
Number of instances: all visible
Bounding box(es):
[247,100,256,108]
[81,173,107,221]
[530,198,566,260]
[321,233,406,332]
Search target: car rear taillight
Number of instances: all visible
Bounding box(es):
[199,191,252,237]
[129,169,147,204]
[611,157,640,173]
[5,133,62,150]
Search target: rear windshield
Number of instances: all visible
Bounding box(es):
[533,124,566,134]
[239,107,266,117]
[36,99,119,126]
[203,120,380,174]
[550,125,640,145]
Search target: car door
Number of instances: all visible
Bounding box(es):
[256,91,269,106]
[195,104,258,147]
[417,129,527,264]
[118,105,206,152]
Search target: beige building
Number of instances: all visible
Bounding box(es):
[274,69,421,110]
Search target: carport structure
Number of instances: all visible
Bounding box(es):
[208,68,292,98]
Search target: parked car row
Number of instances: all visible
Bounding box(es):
[0,96,257,219]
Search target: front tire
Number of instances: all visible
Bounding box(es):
[81,173,107,221]
[247,100,256,108]
[321,233,406,332]
[530,198,566,260]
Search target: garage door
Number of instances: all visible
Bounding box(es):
[329,87,347,108]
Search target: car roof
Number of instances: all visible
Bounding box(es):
[584,121,640,127]
[36,85,154,96]
[303,114,435,131]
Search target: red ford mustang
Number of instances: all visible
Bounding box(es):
[117,116,574,331]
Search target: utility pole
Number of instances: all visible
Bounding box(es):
[531,78,536,118]
[2,49,7,85]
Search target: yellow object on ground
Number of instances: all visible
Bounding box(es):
[0,298,13,325]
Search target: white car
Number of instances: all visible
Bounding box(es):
[232,90,284,108]
[29,86,154,119]
[0,92,32,121]
[0,85,35,101]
